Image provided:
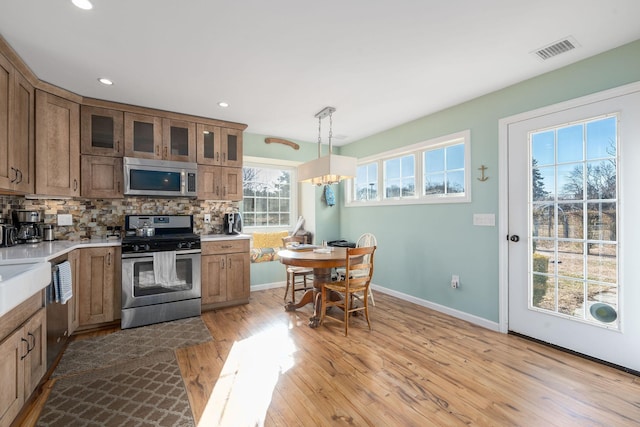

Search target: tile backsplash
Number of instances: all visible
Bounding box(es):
[0,196,238,241]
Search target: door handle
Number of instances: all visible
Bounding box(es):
[10,167,17,183]
[508,235,520,242]
[16,169,23,184]
[163,146,167,159]
[20,337,29,360]
[73,179,78,191]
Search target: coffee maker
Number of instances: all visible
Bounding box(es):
[12,210,44,244]
[224,213,242,235]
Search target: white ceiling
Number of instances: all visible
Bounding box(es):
[1,0,639,146]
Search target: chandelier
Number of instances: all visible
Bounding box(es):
[298,107,357,185]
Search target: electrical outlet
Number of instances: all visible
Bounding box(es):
[451,275,460,289]
[57,214,73,226]
[204,214,211,223]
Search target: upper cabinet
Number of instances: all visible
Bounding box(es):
[221,127,243,168]
[80,105,124,157]
[0,52,35,194]
[163,118,196,162]
[196,123,221,166]
[124,113,196,162]
[124,112,162,159]
[35,90,80,197]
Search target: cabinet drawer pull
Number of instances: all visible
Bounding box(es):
[216,152,219,162]
[221,258,225,269]
[28,332,36,351]
[20,337,29,360]
[156,145,160,156]
[117,140,120,152]
[163,146,167,159]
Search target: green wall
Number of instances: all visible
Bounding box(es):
[244,39,640,321]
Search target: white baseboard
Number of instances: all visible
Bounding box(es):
[370,284,501,332]
[251,281,286,292]
[249,281,500,332]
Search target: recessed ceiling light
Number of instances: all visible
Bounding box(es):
[98,78,113,86]
[72,0,93,10]
[218,101,229,108]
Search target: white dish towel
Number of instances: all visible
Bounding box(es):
[153,251,185,288]
[54,261,73,304]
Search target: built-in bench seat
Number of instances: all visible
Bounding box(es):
[249,231,289,263]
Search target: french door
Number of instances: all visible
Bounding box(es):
[505,84,640,371]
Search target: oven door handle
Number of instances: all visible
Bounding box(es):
[121,249,202,259]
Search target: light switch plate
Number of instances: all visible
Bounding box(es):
[473,213,495,227]
[57,214,73,226]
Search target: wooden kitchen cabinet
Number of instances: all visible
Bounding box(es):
[162,118,195,162]
[124,112,196,162]
[81,155,123,198]
[201,239,250,308]
[196,123,221,165]
[79,247,119,327]
[35,90,80,197]
[80,105,124,157]
[197,165,242,201]
[0,305,46,427]
[67,249,81,335]
[0,53,35,194]
[221,166,242,201]
[124,112,162,159]
[220,127,243,168]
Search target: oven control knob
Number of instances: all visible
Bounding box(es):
[178,242,184,249]
[133,244,140,252]
[144,244,150,251]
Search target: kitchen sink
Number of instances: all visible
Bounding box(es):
[0,262,51,317]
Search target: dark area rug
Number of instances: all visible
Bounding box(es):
[53,317,212,378]
[37,317,213,426]
[37,351,194,426]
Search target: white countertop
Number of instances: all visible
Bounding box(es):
[0,238,121,265]
[0,262,52,317]
[200,233,250,242]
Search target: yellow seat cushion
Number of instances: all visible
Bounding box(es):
[252,231,289,249]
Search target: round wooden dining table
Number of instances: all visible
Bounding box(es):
[278,247,347,327]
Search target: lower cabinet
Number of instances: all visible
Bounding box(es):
[78,246,120,327]
[67,249,81,335]
[201,239,250,308]
[0,306,46,427]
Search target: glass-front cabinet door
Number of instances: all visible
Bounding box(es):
[124,112,162,159]
[221,128,243,168]
[196,123,221,165]
[162,118,195,162]
[80,106,124,157]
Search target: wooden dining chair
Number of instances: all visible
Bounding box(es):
[320,245,376,336]
[336,232,377,306]
[282,235,313,303]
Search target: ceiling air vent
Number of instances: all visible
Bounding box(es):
[533,36,579,60]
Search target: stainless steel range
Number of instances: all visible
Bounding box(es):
[121,214,201,329]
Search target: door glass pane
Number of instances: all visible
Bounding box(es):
[529,115,618,328]
[227,134,238,161]
[133,121,154,153]
[170,126,189,156]
[203,131,215,159]
[91,115,114,149]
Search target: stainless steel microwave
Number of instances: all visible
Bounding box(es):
[123,157,197,197]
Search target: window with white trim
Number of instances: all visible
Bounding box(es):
[242,160,298,230]
[346,130,471,206]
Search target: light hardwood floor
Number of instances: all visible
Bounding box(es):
[21,288,640,426]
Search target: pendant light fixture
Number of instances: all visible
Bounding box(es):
[298,107,357,185]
